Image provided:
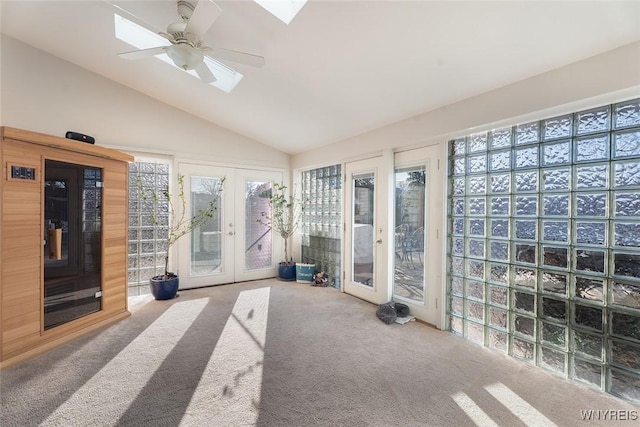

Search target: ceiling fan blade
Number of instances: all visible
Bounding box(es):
[118,46,168,60]
[185,0,221,40]
[194,62,217,83]
[210,48,265,68]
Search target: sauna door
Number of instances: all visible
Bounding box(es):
[44,160,103,330]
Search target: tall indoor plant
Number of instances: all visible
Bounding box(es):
[140,174,223,299]
[258,182,301,280]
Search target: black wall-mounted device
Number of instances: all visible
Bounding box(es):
[65,131,95,144]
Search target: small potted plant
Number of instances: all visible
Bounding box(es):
[258,182,301,281]
[139,174,223,299]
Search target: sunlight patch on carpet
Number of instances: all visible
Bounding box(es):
[452,391,499,427]
[41,298,210,426]
[180,287,270,426]
[485,382,558,427]
[452,382,558,427]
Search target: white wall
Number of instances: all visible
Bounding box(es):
[0,35,289,169]
[3,34,639,174]
[292,41,640,170]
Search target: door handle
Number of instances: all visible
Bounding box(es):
[228,231,235,236]
[376,239,382,244]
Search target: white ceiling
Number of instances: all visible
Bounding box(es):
[2,1,640,155]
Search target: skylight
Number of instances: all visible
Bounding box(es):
[114,14,243,93]
[253,0,307,25]
[114,13,170,50]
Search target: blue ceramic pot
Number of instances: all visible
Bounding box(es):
[150,275,179,300]
[278,263,296,281]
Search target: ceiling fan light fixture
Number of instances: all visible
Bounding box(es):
[166,44,203,70]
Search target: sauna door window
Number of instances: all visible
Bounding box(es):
[44,160,102,330]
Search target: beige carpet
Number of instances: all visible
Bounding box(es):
[1,279,637,426]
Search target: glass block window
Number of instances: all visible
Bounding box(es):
[127,160,171,296]
[301,165,342,288]
[447,98,640,404]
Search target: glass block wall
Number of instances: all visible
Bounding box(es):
[127,160,171,296]
[301,165,342,288]
[447,98,640,403]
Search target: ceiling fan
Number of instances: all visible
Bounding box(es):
[117,0,265,84]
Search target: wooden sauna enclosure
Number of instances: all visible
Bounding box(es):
[0,127,133,368]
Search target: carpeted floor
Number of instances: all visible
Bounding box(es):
[1,279,637,426]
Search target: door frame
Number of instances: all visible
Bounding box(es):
[392,145,444,328]
[233,169,284,282]
[176,161,283,289]
[342,154,393,305]
[338,145,446,328]
[177,163,234,288]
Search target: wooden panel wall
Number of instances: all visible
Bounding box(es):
[102,163,129,314]
[0,127,133,367]
[1,140,42,359]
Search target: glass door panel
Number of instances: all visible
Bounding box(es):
[352,173,375,286]
[244,180,273,271]
[189,176,224,276]
[394,166,425,302]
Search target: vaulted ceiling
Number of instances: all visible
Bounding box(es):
[2,1,639,154]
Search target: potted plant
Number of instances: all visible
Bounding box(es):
[139,174,223,299]
[258,182,301,281]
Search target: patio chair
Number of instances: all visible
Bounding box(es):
[395,224,408,261]
[405,227,424,267]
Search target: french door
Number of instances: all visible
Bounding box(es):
[343,157,390,305]
[342,148,444,327]
[392,146,443,327]
[176,163,282,289]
